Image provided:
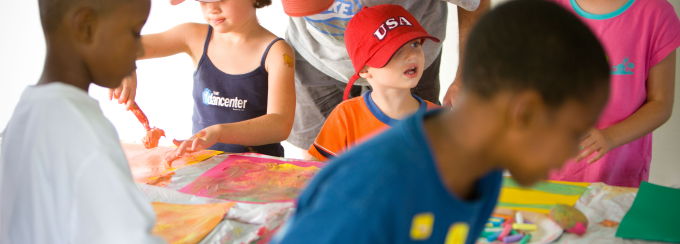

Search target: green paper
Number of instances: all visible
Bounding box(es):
[616,181,680,242]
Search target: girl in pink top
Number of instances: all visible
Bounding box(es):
[550,0,680,187]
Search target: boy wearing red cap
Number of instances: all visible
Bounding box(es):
[273,1,611,243]
[308,5,440,161]
[282,0,490,160]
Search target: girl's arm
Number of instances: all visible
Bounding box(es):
[442,0,491,106]
[168,41,296,160]
[139,23,206,61]
[577,50,676,163]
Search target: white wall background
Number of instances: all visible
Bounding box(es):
[0,0,459,158]
[0,0,676,186]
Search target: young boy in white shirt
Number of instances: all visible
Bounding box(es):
[0,0,165,243]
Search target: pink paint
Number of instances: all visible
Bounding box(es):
[567,222,587,235]
[179,154,325,203]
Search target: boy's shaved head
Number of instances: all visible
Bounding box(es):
[37,0,150,91]
[39,0,135,32]
[462,0,609,107]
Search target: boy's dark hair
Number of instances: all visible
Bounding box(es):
[462,0,609,107]
[38,0,135,32]
[254,0,272,8]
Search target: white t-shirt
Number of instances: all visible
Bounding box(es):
[0,83,165,244]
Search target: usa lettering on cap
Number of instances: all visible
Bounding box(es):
[373,16,413,41]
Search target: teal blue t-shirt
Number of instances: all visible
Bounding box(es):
[272,110,503,244]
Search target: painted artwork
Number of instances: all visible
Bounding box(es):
[123,143,222,187]
[179,155,324,203]
[152,202,235,244]
[497,178,589,214]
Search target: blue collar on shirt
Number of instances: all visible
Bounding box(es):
[363,90,428,126]
[570,0,635,20]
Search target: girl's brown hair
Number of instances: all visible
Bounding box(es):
[254,0,271,8]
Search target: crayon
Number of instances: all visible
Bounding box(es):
[493,214,513,220]
[487,231,502,242]
[486,222,503,227]
[489,217,504,223]
[513,223,537,231]
[503,234,524,243]
[498,224,513,240]
[486,221,502,227]
[516,212,524,224]
[484,227,503,233]
[502,218,515,227]
[519,234,532,244]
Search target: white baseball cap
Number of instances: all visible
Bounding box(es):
[170,0,220,6]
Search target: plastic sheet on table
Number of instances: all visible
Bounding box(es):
[551,183,667,244]
[136,182,228,204]
[198,202,294,244]
[141,153,304,243]
[165,154,231,190]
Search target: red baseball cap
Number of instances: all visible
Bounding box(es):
[282,0,335,17]
[343,4,440,100]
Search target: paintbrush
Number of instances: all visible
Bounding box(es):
[130,102,165,149]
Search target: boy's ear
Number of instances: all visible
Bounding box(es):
[508,91,543,130]
[71,7,97,44]
[358,66,372,79]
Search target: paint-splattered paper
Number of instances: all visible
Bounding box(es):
[123,143,222,187]
[151,202,235,244]
[179,155,324,203]
[497,177,589,214]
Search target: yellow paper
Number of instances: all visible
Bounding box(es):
[497,178,590,214]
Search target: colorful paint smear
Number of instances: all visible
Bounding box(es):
[151,202,235,244]
[179,155,324,203]
[123,143,222,187]
[497,178,589,214]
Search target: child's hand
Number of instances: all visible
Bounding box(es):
[166,127,220,163]
[109,71,137,111]
[576,128,613,164]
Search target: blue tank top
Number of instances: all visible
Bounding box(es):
[192,26,284,157]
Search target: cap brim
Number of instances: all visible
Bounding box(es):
[365,32,440,69]
[170,0,185,5]
[282,0,335,17]
[170,0,220,6]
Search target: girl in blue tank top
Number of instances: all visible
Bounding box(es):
[113,0,296,158]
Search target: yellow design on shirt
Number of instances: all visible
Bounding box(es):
[410,212,434,240]
[444,222,469,244]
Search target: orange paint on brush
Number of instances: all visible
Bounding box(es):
[130,102,165,149]
[142,127,165,149]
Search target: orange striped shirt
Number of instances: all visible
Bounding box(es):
[309,91,440,161]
